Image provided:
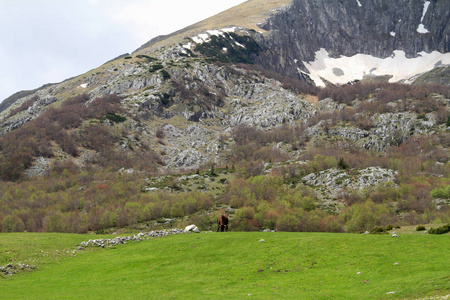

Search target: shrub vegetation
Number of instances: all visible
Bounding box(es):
[428,224,450,234]
[0,81,449,234]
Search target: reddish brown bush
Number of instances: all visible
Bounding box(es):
[434,107,449,125]
[87,94,124,119]
[80,124,118,152]
[155,127,165,139]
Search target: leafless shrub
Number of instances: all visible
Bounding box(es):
[87,94,124,119]
[355,115,374,130]
[434,106,448,125]
[155,127,165,139]
[80,124,118,152]
[49,159,79,176]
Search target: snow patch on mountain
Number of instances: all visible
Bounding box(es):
[189,27,238,45]
[420,1,430,22]
[183,42,192,50]
[302,49,450,86]
[417,1,430,34]
[417,24,429,34]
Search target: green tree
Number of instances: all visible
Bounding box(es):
[430,186,450,199]
[337,157,349,170]
[276,213,299,232]
[100,210,118,229]
[2,215,25,232]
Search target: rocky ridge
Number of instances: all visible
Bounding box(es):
[255,0,450,81]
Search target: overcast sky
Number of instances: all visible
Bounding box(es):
[0,0,247,102]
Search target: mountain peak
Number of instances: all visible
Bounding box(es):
[134,0,293,52]
[131,0,449,87]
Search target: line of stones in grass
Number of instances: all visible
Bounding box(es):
[77,228,186,249]
[0,229,189,277]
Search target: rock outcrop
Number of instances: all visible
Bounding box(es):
[255,0,450,81]
[303,167,397,199]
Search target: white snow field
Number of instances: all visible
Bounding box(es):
[302,48,450,87]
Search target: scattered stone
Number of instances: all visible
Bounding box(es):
[392,234,399,238]
[386,291,396,295]
[357,272,361,275]
[0,263,37,276]
[258,239,265,242]
[79,229,185,248]
[119,168,135,175]
[393,262,399,265]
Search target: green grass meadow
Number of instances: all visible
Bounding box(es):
[0,232,449,299]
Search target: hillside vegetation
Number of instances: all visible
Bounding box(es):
[0,80,449,234]
[0,232,449,299]
[0,0,449,236]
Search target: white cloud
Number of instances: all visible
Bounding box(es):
[90,0,247,48]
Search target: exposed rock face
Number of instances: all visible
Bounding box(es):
[255,0,450,80]
[303,167,397,199]
[0,95,57,135]
[24,157,51,178]
[335,114,432,151]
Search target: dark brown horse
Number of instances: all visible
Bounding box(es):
[217,214,229,232]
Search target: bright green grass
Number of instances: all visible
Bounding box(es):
[0,232,113,267]
[1,232,449,299]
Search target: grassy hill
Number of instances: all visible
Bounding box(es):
[1,231,449,299]
[134,0,293,52]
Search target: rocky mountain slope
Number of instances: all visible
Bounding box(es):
[255,0,450,82]
[0,0,448,234]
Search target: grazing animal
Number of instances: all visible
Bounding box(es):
[217,214,229,232]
